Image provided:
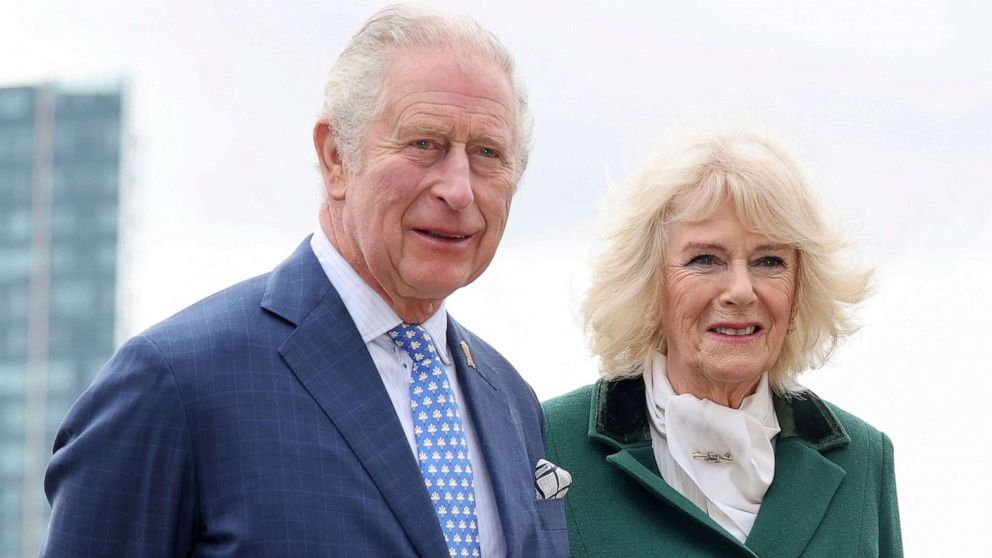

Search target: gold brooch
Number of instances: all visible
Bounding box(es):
[459,340,476,369]
[691,451,734,463]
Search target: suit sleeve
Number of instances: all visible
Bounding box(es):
[879,432,903,558]
[41,335,197,558]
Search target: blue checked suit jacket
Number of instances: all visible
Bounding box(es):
[42,238,568,557]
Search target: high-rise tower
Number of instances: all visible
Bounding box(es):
[0,83,123,558]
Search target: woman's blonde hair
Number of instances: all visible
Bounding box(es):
[582,130,871,393]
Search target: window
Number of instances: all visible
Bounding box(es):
[50,280,96,317]
[0,126,35,163]
[50,244,75,275]
[2,328,27,359]
[0,88,33,119]
[0,362,26,396]
[0,168,34,204]
[2,284,28,321]
[96,243,117,271]
[50,205,77,237]
[46,359,75,394]
[0,393,25,434]
[0,249,30,280]
[103,120,121,155]
[97,204,118,233]
[4,208,30,241]
[0,442,24,474]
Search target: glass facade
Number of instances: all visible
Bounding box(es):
[0,84,122,558]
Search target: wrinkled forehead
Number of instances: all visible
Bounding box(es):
[380,47,517,131]
[383,46,515,103]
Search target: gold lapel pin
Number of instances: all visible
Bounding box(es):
[459,340,476,369]
[691,451,734,464]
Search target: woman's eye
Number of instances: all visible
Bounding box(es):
[687,254,718,266]
[754,256,786,267]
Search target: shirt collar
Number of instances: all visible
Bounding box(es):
[310,228,450,363]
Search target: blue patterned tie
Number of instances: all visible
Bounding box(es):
[388,323,481,558]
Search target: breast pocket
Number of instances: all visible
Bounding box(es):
[534,498,567,531]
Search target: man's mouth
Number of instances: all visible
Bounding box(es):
[420,230,468,240]
[414,228,471,241]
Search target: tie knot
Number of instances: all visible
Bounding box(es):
[387,323,436,363]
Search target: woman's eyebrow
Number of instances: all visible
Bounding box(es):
[681,242,726,253]
[753,243,792,252]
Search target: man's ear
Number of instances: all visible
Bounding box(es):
[313,120,347,200]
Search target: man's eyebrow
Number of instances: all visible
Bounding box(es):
[396,122,452,137]
[474,131,512,149]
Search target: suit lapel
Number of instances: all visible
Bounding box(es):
[447,320,530,558]
[264,240,448,558]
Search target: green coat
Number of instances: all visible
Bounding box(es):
[542,379,902,557]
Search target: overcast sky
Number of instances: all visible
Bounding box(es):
[4,1,991,554]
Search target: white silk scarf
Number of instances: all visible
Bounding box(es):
[643,352,780,543]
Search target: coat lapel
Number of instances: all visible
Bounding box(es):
[745,440,845,557]
[263,239,448,558]
[447,319,531,558]
[605,446,758,556]
[744,394,850,557]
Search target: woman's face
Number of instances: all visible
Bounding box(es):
[660,200,798,395]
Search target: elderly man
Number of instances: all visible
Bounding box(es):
[41,5,567,557]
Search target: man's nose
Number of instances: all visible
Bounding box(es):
[433,148,474,211]
[719,262,758,307]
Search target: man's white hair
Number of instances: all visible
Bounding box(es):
[322,3,533,184]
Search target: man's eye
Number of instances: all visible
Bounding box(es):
[687,254,718,266]
[478,146,498,158]
[413,139,433,149]
[754,256,786,267]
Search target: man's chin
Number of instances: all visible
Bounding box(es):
[400,265,482,297]
[381,273,471,318]
[400,279,465,303]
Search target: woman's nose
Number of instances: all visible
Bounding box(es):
[719,263,757,307]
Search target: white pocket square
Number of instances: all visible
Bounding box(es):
[534,458,571,500]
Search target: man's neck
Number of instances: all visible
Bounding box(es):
[318,207,443,325]
[387,298,443,325]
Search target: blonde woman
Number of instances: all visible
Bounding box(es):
[543,131,902,557]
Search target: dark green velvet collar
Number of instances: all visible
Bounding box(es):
[588,377,850,452]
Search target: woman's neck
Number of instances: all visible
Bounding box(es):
[666,371,763,409]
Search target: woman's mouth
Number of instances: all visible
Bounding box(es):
[712,326,758,336]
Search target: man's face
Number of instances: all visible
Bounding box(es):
[319,49,518,318]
